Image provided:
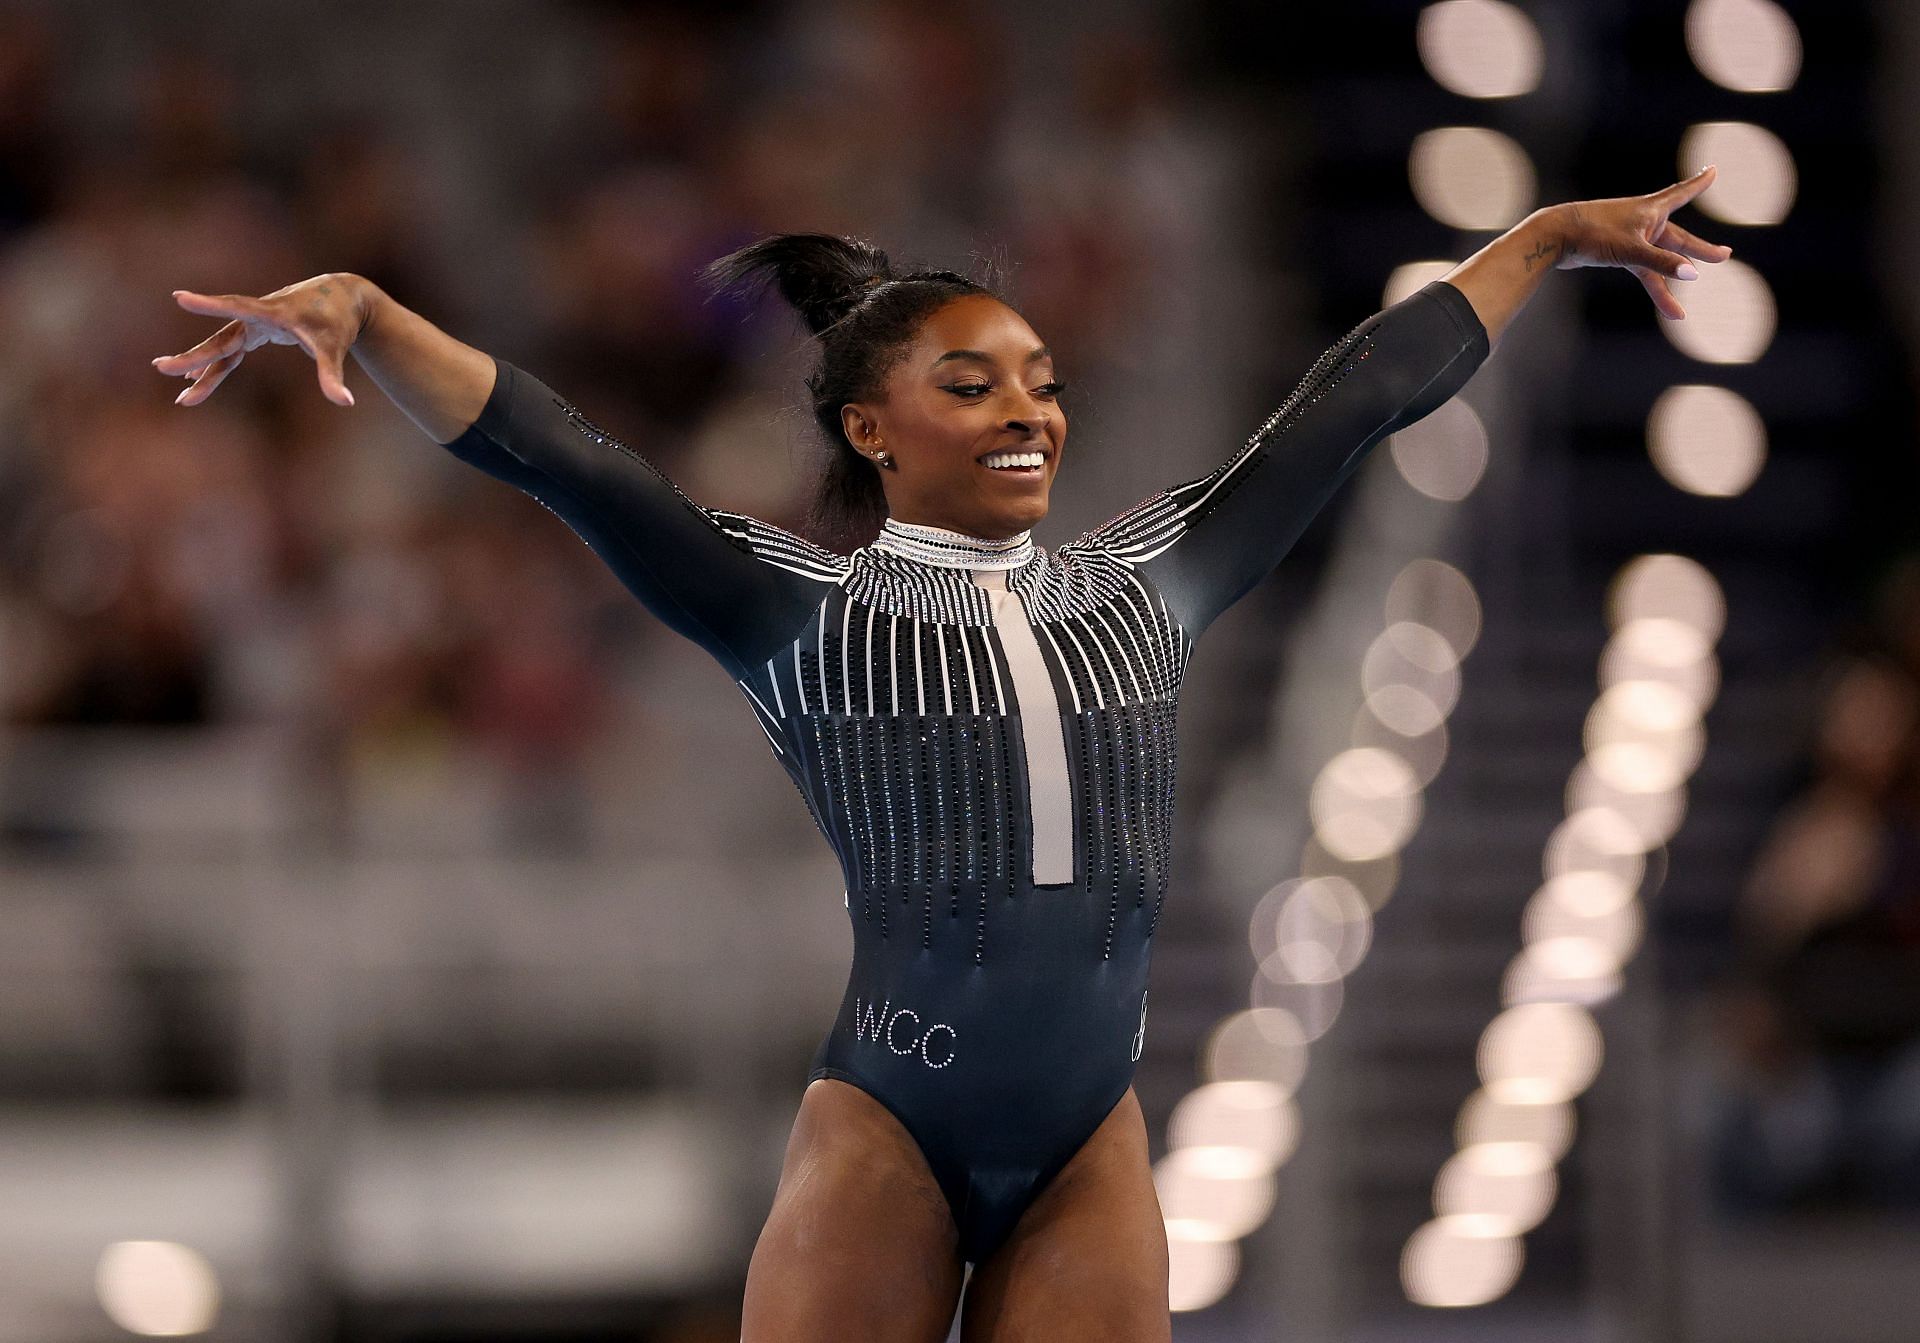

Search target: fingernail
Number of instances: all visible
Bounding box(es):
[1677,263,1700,280]
[174,389,188,404]
[343,390,355,407]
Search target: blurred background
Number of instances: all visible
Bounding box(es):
[0,0,1915,1338]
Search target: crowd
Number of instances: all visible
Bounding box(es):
[1706,553,1920,1213]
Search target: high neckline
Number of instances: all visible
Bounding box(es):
[871,516,1035,570]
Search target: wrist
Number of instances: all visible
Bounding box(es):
[1520,204,1576,270]
[341,273,385,346]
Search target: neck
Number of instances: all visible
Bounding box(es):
[871,516,1034,570]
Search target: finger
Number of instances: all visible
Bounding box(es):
[1654,163,1716,207]
[173,289,273,321]
[1631,242,1700,281]
[287,327,355,406]
[1653,218,1734,262]
[175,349,245,405]
[152,320,247,376]
[1634,267,1687,321]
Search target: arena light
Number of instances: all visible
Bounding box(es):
[1386,261,1462,307]
[1680,122,1797,225]
[1417,0,1544,99]
[1203,1008,1311,1096]
[1169,1081,1303,1176]
[1310,747,1424,861]
[1600,616,1721,711]
[1657,256,1776,365]
[1684,0,1802,93]
[1154,1149,1280,1241]
[1409,127,1537,230]
[1647,383,1767,497]
[1167,1233,1240,1312]
[1456,1089,1577,1161]
[96,1241,221,1337]
[1477,1001,1606,1104]
[1392,397,1490,500]
[1608,553,1726,642]
[1432,1142,1559,1233]
[1387,558,1482,659]
[1401,1215,1525,1306]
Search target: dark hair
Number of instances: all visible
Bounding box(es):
[700,233,996,551]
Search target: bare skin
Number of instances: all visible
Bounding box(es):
[148,169,1732,1336]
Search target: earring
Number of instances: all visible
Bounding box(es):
[872,446,890,465]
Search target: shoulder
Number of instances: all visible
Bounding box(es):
[1059,489,1185,566]
[706,508,850,583]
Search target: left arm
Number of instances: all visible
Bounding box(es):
[1084,166,1734,639]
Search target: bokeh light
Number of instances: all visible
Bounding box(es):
[1310,747,1425,861]
[1680,122,1797,224]
[1607,554,1727,641]
[1391,397,1490,501]
[1401,1215,1525,1307]
[1684,0,1802,93]
[96,1241,221,1337]
[1659,257,1777,364]
[1477,1001,1605,1103]
[1647,383,1767,497]
[1416,1,1545,99]
[1409,127,1536,230]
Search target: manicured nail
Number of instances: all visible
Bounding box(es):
[1677,263,1700,280]
[174,389,189,404]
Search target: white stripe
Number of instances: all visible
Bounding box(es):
[980,623,1007,712]
[890,614,899,714]
[766,658,784,717]
[739,679,779,724]
[865,604,878,717]
[935,625,952,715]
[913,618,925,715]
[1036,621,1083,714]
[960,625,980,714]
[840,595,854,715]
[1088,608,1144,702]
[1068,614,1119,710]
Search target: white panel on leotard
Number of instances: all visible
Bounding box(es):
[972,566,1074,886]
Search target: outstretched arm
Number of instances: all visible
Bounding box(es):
[1083,166,1735,639]
[1444,163,1734,344]
[153,275,836,672]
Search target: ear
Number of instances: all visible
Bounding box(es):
[841,403,883,454]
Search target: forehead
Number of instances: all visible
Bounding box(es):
[912,293,1046,358]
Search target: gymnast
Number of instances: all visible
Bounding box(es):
[153,165,1728,1341]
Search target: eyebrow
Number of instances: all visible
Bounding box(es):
[930,346,1052,369]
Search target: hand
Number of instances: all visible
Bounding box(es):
[152,272,370,407]
[1551,165,1735,320]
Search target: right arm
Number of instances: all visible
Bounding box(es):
[154,275,840,672]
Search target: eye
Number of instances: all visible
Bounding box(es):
[943,382,991,398]
[1034,380,1067,399]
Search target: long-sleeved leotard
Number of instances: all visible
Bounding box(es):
[440,278,1490,1265]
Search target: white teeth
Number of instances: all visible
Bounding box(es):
[982,451,1044,469]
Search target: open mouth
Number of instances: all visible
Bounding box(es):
[979,450,1048,476]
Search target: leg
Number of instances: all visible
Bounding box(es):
[959,1087,1170,1343]
[742,1077,967,1343]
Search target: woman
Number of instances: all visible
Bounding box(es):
[153,166,1729,1341]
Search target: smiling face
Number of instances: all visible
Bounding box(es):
[839,293,1067,541]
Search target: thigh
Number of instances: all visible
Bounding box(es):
[742,1077,966,1343]
[960,1087,1170,1343]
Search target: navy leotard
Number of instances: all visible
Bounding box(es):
[440,279,1490,1265]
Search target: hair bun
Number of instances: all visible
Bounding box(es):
[701,233,896,336]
